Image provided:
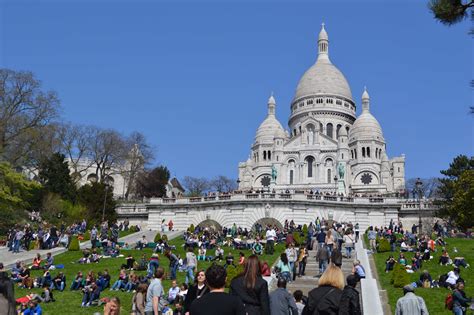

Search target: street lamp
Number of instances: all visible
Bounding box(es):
[414,178,424,234]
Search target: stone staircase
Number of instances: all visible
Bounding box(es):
[283,246,361,297]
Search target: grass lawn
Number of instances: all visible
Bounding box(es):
[368,236,474,314]
[15,234,284,315]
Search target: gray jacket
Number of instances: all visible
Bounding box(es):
[269,288,298,315]
[395,292,429,315]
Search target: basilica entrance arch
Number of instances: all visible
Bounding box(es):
[196,219,222,231]
[252,218,283,231]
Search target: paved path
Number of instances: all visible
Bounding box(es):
[0,229,181,270]
[284,246,358,296]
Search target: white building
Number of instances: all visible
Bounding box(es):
[238,24,405,195]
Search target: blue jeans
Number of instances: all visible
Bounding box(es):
[70,281,82,290]
[185,266,195,284]
[170,263,178,280]
[280,271,291,282]
[111,280,123,290]
[453,305,464,315]
[13,240,20,253]
[124,282,135,292]
[345,246,352,258]
[148,261,159,278]
[326,244,333,258]
[319,260,328,274]
[51,281,65,291]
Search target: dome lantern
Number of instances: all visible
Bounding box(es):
[318,23,329,62]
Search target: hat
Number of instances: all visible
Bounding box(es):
[403,285,415,292]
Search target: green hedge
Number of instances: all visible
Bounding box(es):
[68,236,80,251]
[225,264,244,288]
[391,263,410,288]
[154,233,162,243]
[378,238,391,252]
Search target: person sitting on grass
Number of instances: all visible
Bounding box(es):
[51,272,66,291]
[22,300,42,315]
[44,252,54,270]
[213,246,224,261]
[124,272,139,292]
[439,249,450,265]
[89,249,101,263]
[135,254,148,271]
[30,254,42,270]
[197,246,207,261]
[36,270,52,288]
[411,252,422,271]
[453,281,471,315]
[78,250,91,264]
[385,255,396,273]
[70,271,84,290]
[40,286,54,303]
[445,267,461,290]
[167,280,180,304]
[81,282,101,307]
[398,253,407,266]
[417,270,433,288]
[147,253,160,278]
[122,253,135,270]
[173,296,185,315]
[252,240,263,256]
[400,240,411,252]
[111,268,128,291]
[224,252,236,269]
[453,256,470,269]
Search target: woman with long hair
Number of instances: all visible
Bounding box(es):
[184,270,208,315]
[276,253,292,283]
[230,255,270,315]
[325,230,335,257]
[303,264,344,315]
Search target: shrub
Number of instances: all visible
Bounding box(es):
[292,232,303,246]
[391,263,410,288]
[154,233,162,243]
[29,240,37,250]
[68,236,80,251]
[162,234,168,242]
[302,224,308,235]
[83,230,91,241]
[129,225,137,233]
[188,224,195,233]
[378,238,391,252]
[225,264,244,288]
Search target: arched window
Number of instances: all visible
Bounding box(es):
[362,147,366,157]
[351,150,354,159]
[293,129,297,136]
[367,147,370,157]
[305,156,315,178]
[341,153,344,159]
[336,124,342,137]
[326,123,333,138]
[289,170,294,184]
[263,151,267,160]
[299,126,302,133]
[327,169,332,183]
[268,151,271,160]
[346,126,350,133]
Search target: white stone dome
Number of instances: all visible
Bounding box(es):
[255,95,286,143]
[294,60,353,101]
[350,88,384,141]
[293,25,353,102]
[255,116,285,143]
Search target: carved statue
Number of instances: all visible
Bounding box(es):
[271,165,278,181]
[338,162,345,179]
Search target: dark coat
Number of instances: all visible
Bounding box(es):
[303,285,342,315]
[184,284,209,312]
[229,276,270,315]
[338,285,361,315]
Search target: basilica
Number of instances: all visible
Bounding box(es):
[238,25,405,195]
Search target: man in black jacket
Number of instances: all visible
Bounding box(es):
[339,274,361,315]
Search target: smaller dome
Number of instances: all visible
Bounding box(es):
[255,116,285,143]
[350,112,384,141]
[338,126,348,137]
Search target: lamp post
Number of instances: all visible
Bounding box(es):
[102,181,110,222]
[414,178,424,234]
[334,176,338,194]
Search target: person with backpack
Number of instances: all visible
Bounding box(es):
[339,274,361,315]
[395,285,429,315]
[452,282,471,315]
[303,264,344,315]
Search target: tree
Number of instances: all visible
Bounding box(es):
[183,176,210,197]
[210,175,237,193]
[429,0,474,25]
[0,69,60,167]
[121,131,155,199]
[0,162,41,233]
[136,166,170,198]
[405,177,441,198]
[437,155,474,229]
[88,127,127,182]
[77,182,116,223]
[38,152,76,201]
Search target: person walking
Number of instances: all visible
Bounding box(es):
[303,264,344,315]
[265,227,276,255]
[185,247,197,285]
[343,231,355,259]
[184,270,209,314]
[276,253,292,283]
[269,278,298,315]
[367,227,377,252]
[230,255,270,315]
[189,264,245,315]
[144,267,166,315]
[394,285,429,315]
[339,274,361,315]
[165,249,179,280]
[325,230,335,257]
[452,282,471,315]
[354,223,360,243]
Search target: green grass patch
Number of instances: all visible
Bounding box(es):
[369,237,474,314]
[15,235,284,314]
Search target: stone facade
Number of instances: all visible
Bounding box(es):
[238,25,405,195]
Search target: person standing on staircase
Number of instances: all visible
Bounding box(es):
[269,278,298,315]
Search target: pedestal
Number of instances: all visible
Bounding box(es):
[337,179,346,195]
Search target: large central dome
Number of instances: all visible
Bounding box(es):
[293,24,353,102]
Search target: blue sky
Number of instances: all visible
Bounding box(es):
[1,0,473,181]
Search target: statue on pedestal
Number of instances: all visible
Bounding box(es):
[271,165,278,182]
[338,162,345,179]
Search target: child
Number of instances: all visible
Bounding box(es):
[293,290,305,315]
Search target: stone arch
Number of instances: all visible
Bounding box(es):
[252,217,283,231]
[196,219,222,231]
